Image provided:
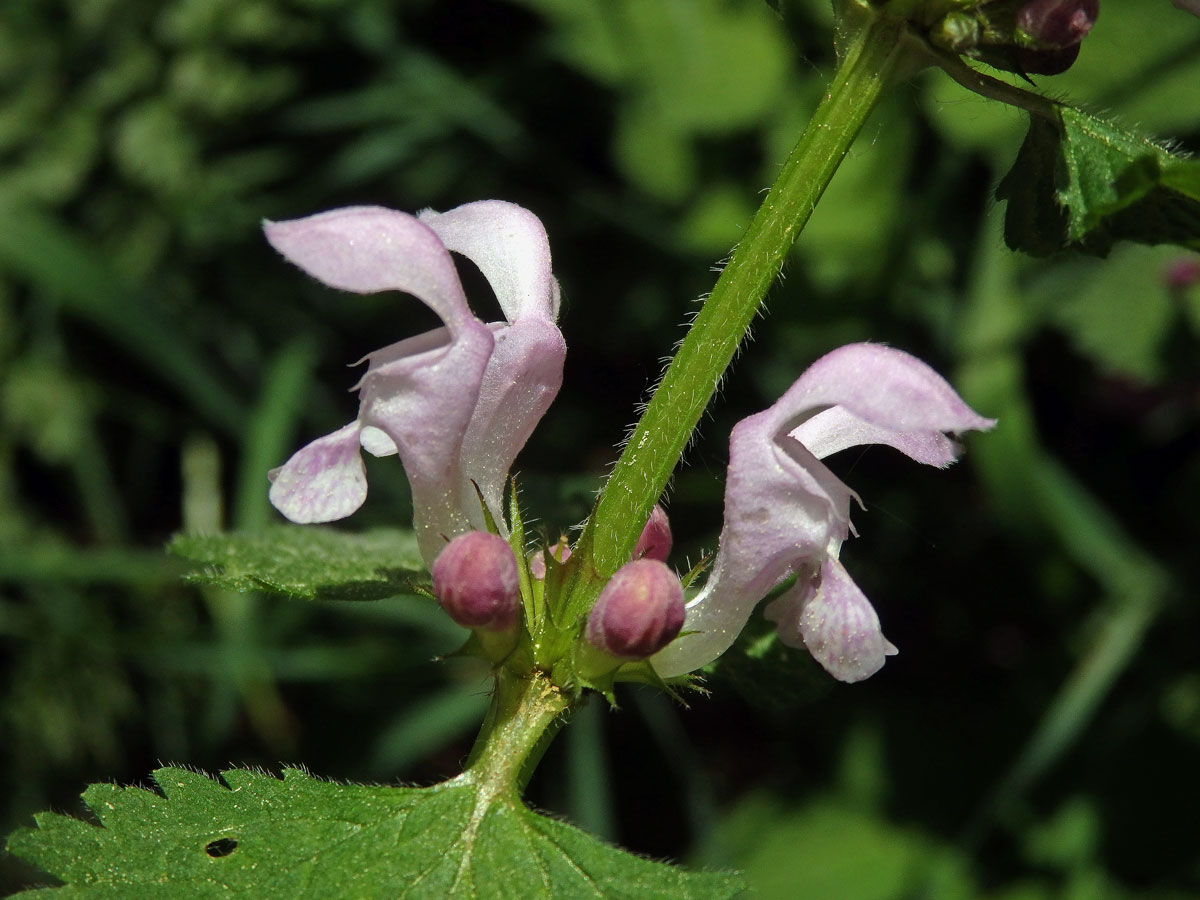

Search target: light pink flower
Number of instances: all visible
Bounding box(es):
[652,343,994,683]
[266,202,565,565]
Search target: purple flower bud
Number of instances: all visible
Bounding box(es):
[528,536,571,580]
[1165,257,1200,292]
[586,559,685,659]
[1017,0,1098,49]
[632,505,673,563]
[432,531,520,631]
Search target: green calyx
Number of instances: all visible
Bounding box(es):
[457,483,674,709]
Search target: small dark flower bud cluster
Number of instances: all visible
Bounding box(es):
[432,531,521,631]
[1014,0,1098,74]
[1016,0,1098,48]
[930,0,1099,77]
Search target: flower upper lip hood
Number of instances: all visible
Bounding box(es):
[651,342,995,683]
[266,201,565,567]
[418,204,566,537]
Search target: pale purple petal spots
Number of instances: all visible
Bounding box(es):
[268,422,367,523]
[769,556,898,683]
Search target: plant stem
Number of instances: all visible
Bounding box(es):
[570,7,910,608]
[934,51,1059,122]
[463,668,572,800]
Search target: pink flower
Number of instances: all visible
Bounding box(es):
[266,202,565,566]
[651,343,994,683]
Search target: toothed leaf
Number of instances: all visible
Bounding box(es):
[998,105,1200,256]
[169,526,426,601]
[7,767,744,899]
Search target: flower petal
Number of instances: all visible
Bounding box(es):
[418,203,566,529]
[419,201,560,323]
[765,556,898,683]
[791,406,961,466]
[265,206,502,564]
[650,412,852,679]
[264,206,477,334]
[652,342,991,679]
[359,426,396,457]
[359,321,495,565]
[457,317,566,527]
[268,422,367,523]
[776,343,995,439]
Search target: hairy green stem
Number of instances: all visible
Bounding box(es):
[463,668,572,799]
[934,51,1059,121]
[566,7,910,619]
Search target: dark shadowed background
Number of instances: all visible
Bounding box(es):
[2,0,1199,896]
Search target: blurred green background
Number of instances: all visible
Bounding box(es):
[1,0,1198,896]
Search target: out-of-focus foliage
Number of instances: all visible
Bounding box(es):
[1,0,1198,896]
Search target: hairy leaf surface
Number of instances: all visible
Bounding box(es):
[170,526,426,601]
[998,106,1200,256]
[7,767,744,899]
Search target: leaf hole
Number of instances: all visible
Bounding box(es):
[205,838,238,858]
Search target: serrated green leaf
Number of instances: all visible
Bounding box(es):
[997,106,1200,257]
[169,525,427,601]
[7,767,744,899]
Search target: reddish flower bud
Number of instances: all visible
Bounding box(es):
[1016,0,1098,49]
[1165,257,1200,292]
[632,505,673,563]
[586,559,685,659]
[432,531,520,631]
[529,536,571,580]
